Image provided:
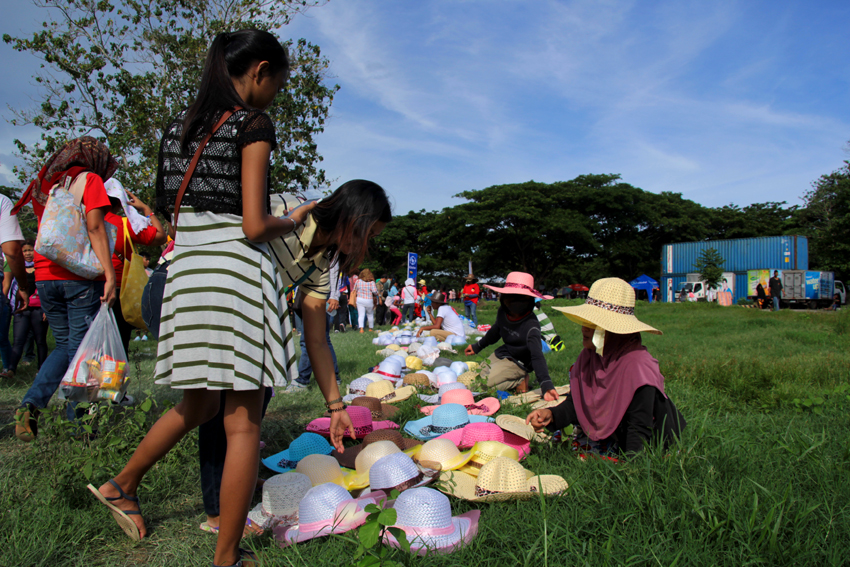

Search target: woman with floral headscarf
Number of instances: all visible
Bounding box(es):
[14,136,120,442]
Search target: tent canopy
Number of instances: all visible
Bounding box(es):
[629,274,659,303]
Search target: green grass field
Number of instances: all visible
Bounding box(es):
[2,300,850,566]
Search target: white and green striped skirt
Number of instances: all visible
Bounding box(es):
[154,208,297,390]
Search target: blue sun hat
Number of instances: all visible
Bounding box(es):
[262,432,334,474]
[449,361,469,375]
[404,403,493,441]
[446,335,467,346]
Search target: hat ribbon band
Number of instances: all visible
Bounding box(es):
[584,297,634,315]
[420,420,469,435]
[503,282,545,299]
[462,402,491,412]
[400,523,458,537]
[376,370,401,379]
[375,471,426,493]
[348,388,366,396]
[343,424,373,437]
[276,457,300,469]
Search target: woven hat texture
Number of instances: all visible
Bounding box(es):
[261,432,334,474]
[382,488,480,555]
[368,452,436,493]
[436,422,530,458]
[349,396,398,421]
[553,277,661,335]
[247,472,312,529]
[295,454,348,487]
[449,361,469,375]
[495,414,551,442]
[365,380,416,403]
[414,439,474,471]
[457,441,521,477]
[403,373,433,389]
[420,389,500,417]
[344,440,403,489]
[333,429,421,470]
[438,457,569,502]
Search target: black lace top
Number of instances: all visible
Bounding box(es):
[155,108,276,219]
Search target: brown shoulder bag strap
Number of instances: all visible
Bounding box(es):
[172,107,241,232]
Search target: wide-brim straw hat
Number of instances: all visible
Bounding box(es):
[382,488,480,555]
[306,405,399,439]
[324,396,398,421]
[366,452,438,494]
[455,441,523,477]
[342,376,381,403]
[435,422,530,459]
[457,371,479,388]
[262,432,335,474]
[417,382,475,405]
[495,414,552,443]
[275,483,386,546]
[413,439,476,472]
[437,457,568,502]
[247,472,313,530]
[333,429,422,470]
[420,388,500,417]
[483,271,553,300]
[403,403,493,441]
[294,454,349,488]
[553,277,661,335]
[403,373,434,390]
[342,440,407,490]
[365,380,417,403]
[502,385,571,409]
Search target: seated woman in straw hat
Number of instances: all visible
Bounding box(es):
[416,291,465,341]
[526,277,686,457]
[464,272,558,399]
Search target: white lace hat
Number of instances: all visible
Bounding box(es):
[247,472,312,530]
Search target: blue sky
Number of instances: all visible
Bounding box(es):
[2,0,849,216]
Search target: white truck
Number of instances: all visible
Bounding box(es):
[674,274,708,302]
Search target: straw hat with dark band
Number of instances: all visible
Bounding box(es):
[553,277,661,335]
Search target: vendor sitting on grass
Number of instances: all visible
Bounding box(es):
[526,277,686,458]
[464,272,558,399]
[416,291,465,341]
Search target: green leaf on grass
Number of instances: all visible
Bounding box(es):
[359,520,380,548]
[388,527,411,553]
[377,508,397,526]
[82,462,92,479]
[352,544,365,560]
[140,398,152,412]
[358,555,380,567]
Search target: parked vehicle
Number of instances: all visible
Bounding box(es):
[747,269,845,309]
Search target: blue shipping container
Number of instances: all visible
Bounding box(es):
[661,236,808,276]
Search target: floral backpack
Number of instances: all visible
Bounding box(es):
[35,172,116,279]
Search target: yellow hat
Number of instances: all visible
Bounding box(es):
[456,441,524,477]
[413,439,475,472]
[387,344,402,351]
[438,457,568,502]
[405,356,424,371]
[458,371,478,388]
[465,361,480,372]
[294,454,348,489]
[553,277,660,335]
[342,440,402,490]
[364,380,417,403]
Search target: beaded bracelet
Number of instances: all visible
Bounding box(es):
[324,397,344,409]
[327,405,347,414]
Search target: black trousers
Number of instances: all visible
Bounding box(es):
[10,307,48,372]
[374,304,387,326]
[198,388,274,516]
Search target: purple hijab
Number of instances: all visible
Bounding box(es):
[569,331,666,441]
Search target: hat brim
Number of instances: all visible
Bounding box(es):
[332,440,422,470]
[325,402,399,421]
[417,389,481,405]
[306,418,400,439]
[437,471,568,502]
[552,304,661,335]
[383,510,481,556]
[275,491,386,546]
[403,415,494,441]
[375,385,417,403]
[503,385,570,407]
[483,285,553,300]
[435,426,531,459]
[495,415,551,443]
[414,446,475,472]
[262,445,334,474]
[420,396,500,417]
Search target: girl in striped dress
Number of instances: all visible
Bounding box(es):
[89,30,390,567]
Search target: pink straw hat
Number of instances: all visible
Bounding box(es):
[484,272,553,300]
[436,422,531,459]
[275,483,387,546]
[420,388,500,417]
[306,405,399,439]
[383,487,480,555]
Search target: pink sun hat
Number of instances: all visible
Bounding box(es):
[382,487,480,556]
[435,422,530,459]
[274,483,387,546]
[306,405,399,439]
[484,272,553,300]
[420,388,500,417]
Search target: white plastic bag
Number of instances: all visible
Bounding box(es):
[59,303,130,403]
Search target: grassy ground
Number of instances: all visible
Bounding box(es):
[2,300,850,566]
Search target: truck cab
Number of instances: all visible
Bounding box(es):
[675,281,706,302]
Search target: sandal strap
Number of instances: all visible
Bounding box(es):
[211,549,255,567]
[106,479,139,504]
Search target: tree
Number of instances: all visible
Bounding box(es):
[797,160,850,280]
[693,247,725,291]
[0,186,38,239]
[3,0,338,208]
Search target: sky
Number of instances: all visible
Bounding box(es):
[2,0,849,216]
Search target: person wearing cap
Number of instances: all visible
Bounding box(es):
[526,277,686,457]
[465,272,557,399]
[415,291,465,341]
[462,274,480,326]
[401,278,419,323]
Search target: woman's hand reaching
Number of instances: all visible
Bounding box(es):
[526,408,553,432]
[328,407,356,452]
[288,201,318,230]
[542,389,559,402]
[464,345,475,356]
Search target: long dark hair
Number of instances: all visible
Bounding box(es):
[180,29,289,154]
[313,180,392,276]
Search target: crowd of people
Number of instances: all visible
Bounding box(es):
[4,29,687,566]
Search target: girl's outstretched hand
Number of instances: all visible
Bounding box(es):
[288,201,318,230]
[464,345,475,356]
[328,408,355,452]
[526,408,553,432]
[543,389,559,402]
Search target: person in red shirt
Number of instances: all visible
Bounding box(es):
[14,137,119,442]
[104,179,167,355]
[462,273,480,326]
